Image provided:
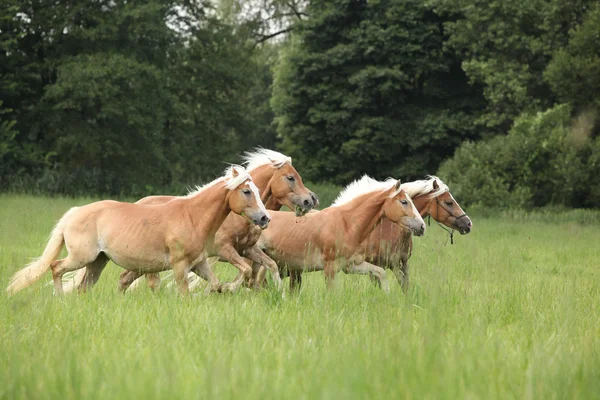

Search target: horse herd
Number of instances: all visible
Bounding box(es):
[6,148,472,296]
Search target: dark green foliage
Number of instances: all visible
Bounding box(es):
[544,3,600,113]
[1,0,599,208]
[436,0,594,132]
[273,0,484,184]
[438,104,600,208]
[0,0,276,196]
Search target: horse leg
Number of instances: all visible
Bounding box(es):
[119,270,142,292]
[397,239,412,292]
[145,273,161,292]
[289,270,303,291]
[217,245,253,293]
[250,263,267,289]
[344,261,390,293]
[245,246,282,291]
[51,255,95,296]
[190,258,220,294]
[78,253,109,293]
[397,256,410,292]
[323,260,339,290]
[172,260,191,295]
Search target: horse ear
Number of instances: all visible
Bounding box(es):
[231,167,240,178]
[432,179,439,190]
[394,179,402,190]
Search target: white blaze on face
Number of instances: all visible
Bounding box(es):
[246,181,270,218]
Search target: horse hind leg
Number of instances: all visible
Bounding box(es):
[78,253,109,293]
[119,270,143,292]
[51,255,95,295]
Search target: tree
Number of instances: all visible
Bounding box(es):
[435,0,595,132]
[544,3,600,115]
[272,0,484,183]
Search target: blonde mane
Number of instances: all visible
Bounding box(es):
[401,175,448,199]
[186,165,252,197]
[242,148,292,172]
[331,175,401,207]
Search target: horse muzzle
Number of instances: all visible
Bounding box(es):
[454,215,472,235]
[293,193,318,216]
[251,213,271,230]
[411,222,426,237]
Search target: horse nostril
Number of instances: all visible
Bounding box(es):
[311,192,319,207]
[260,215,269,224]
[303,199,311,207]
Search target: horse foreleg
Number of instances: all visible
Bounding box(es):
[145,273,162,292]
[289,270,303,291]
[171,260,192,295]
[344,261,390,293]
[190,258,220,294]
[397,238,412,292]
[245,246,282,291]
[217,245,253,293]
[323,260,338,290]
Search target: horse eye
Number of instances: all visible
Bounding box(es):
[287,175,295,181]
[400,200,408,205]
[445,201,453,206]
[242,189,251,195]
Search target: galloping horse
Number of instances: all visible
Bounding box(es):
[257,176,426,292]
[360,176,472,291]
[63,149,317,293]
[276,176,472,291]
[7,166,269,295]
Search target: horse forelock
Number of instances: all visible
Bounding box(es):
[242,148,292,172]
[401,175,449,199]
[223,165,253,191]
[331,175,399,207]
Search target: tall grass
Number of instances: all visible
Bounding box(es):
[1,194,599,399]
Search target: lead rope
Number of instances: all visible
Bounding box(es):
[436,221,455,245]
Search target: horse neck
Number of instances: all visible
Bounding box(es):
[411,194,435,217]
[185,182,232,238]
[336,191,389,247]
[249,164,283,211]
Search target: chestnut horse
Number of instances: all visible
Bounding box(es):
[274,176,472,291]
[7,166,269,295]
[257,176,426,292]
[63,149,317,293]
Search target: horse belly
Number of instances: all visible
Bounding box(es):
[266,245,324,272]
[103,247,169,273]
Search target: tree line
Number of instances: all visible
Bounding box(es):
[1,0,599,207]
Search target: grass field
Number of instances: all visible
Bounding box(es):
[1,194,599,399]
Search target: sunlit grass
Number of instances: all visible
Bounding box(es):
[1,195,599,399]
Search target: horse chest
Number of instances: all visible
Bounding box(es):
[234,227,262,251]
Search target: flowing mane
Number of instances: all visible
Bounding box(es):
[186,165,251,197]
[401,175,448,199]
[242,148,292,172]
[331,175,401,207]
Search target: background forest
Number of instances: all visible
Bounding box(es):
[1,0,599,208]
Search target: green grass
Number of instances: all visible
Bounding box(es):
[1,194,599,399]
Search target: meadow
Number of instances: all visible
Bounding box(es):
[1,194,599,399]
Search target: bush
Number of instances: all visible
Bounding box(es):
[438,104,600,209]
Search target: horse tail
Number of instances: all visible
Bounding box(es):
[62,268,88,294]
[7,207,79,295]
